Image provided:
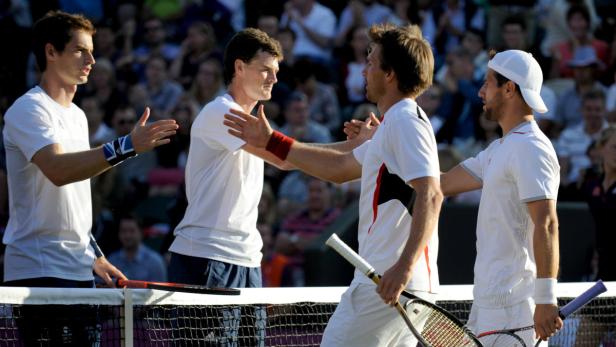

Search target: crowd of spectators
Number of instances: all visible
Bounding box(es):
[0,0,614,286]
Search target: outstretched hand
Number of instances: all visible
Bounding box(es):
[130,107,179,153]
[224,104,274,148]
[343,112,380,142]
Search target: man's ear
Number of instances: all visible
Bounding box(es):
[45,43,58,62]
[504,80,517,98]
[234,59,244,77]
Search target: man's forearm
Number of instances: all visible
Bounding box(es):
[285,141,361,184]
[534,220,559,279]
[397,181,443,270]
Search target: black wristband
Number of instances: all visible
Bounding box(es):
[102,134,137,166]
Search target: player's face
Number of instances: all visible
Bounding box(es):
[363,43,386,103]
[478,69,505,122]
[240,50,279,102]
[52,29,95,86]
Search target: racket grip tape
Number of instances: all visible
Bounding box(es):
[326,233,376,277]
[559,280,607,318]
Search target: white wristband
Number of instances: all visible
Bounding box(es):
[534,278,557,305]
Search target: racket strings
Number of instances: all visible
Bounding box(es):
[406,302,478,347]
[478,332,527,347]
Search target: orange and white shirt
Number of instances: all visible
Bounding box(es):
[352,98,440,293]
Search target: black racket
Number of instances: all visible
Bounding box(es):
[326,233,482,347]
[477,280,607,347]
[117,279,241,295]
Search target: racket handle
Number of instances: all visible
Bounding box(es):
[117,279,148,288]
[559,280,607,318]
[326,233,375,278]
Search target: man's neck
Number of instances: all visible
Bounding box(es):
[498,109,534,135]
[377,90,408,118]
[227,84,258,113]
[39,73,77,108]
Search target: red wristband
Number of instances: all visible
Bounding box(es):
[266,130,294,160]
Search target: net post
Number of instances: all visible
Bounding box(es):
[123,287,134,347]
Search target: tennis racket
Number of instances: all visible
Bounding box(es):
[476,280,607,347]
[116,279,241,295]
[326,233,482,347]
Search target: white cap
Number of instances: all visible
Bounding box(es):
[487,50,548,114]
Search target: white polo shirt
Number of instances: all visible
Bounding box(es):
[461,121,560,308]
[169,94,264,267]
[3,86,95,281]
[352,98,440,293]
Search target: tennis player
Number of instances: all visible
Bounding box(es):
[440,50,563,345]
[224,24,442,346]
[3,10,177,289]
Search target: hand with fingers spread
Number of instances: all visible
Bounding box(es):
[130,107,179,153]
[343,112,380,141]
[534,304,563,341]
[93,257,127,288]
[377,260,413,306]
[224,104,274,148]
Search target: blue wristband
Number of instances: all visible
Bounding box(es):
[103,135,137,166]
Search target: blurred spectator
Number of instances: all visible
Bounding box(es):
[108,106,158,205]
[79,96,113,146]
[549,4,609,79]
[387,0,437,47]
[274,28,297,89]
[485,0,535,50]
[141,56,184,120]
[333,0,392,47]
[556,89,609,186]
[341,26,368,108]
[133,17,180,66]
[257,14,280,38]
[280,0,336,65]
[188,58,226,108]
[280,91,332,143]
[606,70,616,122]
[436,48,484,152]
[540,0,600,58]
[93,24,122,63]
[277,171,309,221]
[434,0,482,60]
[107,214,168,281]
[416,83,445,135]
[534,86,559,138]
[581,125,616,281]
[80,58,126,126]
[460,28,487,81]
[143,0,183,21]
[170,21,221,89]
[155,96,199,170]
[274,178,340,286]
[180,0,234,43]
[58,0,103,23]
[500,15,549,70]
[293,59,341,134]
[555,46,607,131]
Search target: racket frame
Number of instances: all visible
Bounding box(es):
[117,279,241,295]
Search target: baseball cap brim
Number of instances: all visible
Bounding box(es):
[521,87,548,114]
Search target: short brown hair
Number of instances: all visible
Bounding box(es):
[368,24,433,97]
[223,28,283,85]
[33,11,95,72]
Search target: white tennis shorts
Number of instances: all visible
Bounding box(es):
[321,282,435,347]
[467,297,536,347]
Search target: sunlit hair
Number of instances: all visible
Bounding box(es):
[368,23,433,97]
[33,10,95,72]
[223,28,283,85]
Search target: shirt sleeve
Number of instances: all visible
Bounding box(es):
[352,140,370,165]
[4,98,60,161]
[510,140,560,202]
[460,142,493,183]
[384,115,440,183]
[198,99,246,152]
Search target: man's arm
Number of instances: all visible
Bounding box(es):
[440,164,482,196]
[377,176,443,305]
[527,199,563,341]
[32,107,177,186]
[224,106,362,183]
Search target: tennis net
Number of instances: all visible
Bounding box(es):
[0,283,614,346]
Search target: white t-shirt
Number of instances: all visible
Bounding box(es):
[461,121,560,308]
[3,86,95,281]
[169,94,264,267]
[352,99,440,293]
